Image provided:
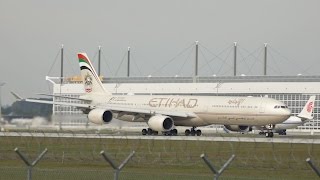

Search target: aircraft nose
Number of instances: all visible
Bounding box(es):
[283,108,291,117]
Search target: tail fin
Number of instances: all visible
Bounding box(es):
[77,53,111,96]
[297,96,316,120]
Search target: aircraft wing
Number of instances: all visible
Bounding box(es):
[24,98,93,109]
[23,98,197,118]
[94,104,198,118]
[37,93,92,103]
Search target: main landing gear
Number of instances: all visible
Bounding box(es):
[185,127,202,136]
[141,127,202,136]
[141,128,178,136]
[163,129,178,136]
[142,128,158,135]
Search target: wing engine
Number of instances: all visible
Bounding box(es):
[88,109,113,124]
[147,115,174,132]
[224,125,252,132]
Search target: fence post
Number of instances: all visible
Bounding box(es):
[306,158,320,177]
[14,147,48,180]
[200,153,235,180]
[100,150,135,180]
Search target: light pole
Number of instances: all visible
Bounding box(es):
[0,82,5,121]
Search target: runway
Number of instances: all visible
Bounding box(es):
[1,131,319,144]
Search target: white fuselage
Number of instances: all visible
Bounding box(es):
[91,95,291,127]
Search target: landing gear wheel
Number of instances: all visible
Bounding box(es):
[142,129,147,135]
[142,128,158,136]
[185,127,202,136]
[171,129,178,136]
[190,127,197,136]
[265,132,274,138]
[147,128,153,135]
[196,130,202,136]
[269,132,274,137]
[190,130,196,136]
[185,129,191,136]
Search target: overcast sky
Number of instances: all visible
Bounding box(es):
[1,0,320,105]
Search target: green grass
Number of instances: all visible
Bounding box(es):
[0,135,320,179]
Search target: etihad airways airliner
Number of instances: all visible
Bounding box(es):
[20,53,291,136]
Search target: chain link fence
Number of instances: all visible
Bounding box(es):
[0,130,320,179]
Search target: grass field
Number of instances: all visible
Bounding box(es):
[0,133,320,179]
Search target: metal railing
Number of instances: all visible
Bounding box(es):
[47,75,320,84]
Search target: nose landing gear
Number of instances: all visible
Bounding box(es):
[265,131,274,138]
[259,124,275,138]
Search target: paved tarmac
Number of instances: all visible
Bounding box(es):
[1,131,319,144]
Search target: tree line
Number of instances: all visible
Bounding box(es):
[1,99,52,120]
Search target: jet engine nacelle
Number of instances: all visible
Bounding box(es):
[147,115,174,132]
[224,125,252,132]
[88,109,113,124]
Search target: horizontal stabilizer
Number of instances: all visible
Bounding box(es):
[11,92,23,100]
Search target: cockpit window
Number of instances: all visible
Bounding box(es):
[274,105,288,109]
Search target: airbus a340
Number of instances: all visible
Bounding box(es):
[19,53,291,136]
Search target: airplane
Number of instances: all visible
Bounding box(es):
[16,53,291,136]
[224,96,316,137]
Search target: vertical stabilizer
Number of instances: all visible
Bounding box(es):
[78,53,111,96]
[297,96,316,120]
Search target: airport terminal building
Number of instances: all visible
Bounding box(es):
[50,75,320,131]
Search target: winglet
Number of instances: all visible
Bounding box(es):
[297,96,316,120]
[11,92,23,100]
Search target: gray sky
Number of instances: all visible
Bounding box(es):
[1,0,320,105]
